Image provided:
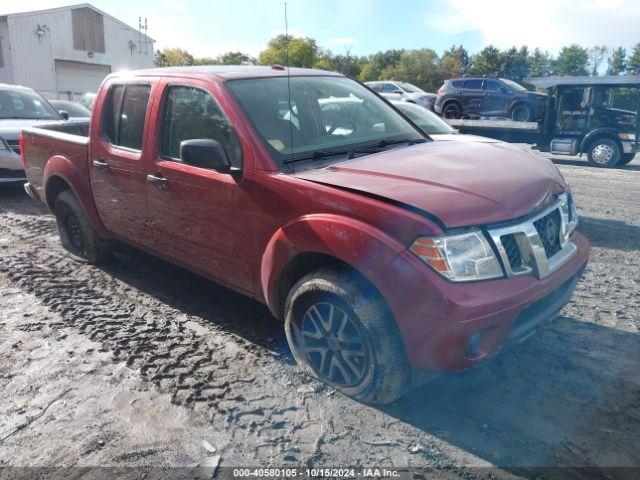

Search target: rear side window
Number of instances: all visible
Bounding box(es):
[160,85,242,168]
[103,83,151,151]
[463,79,483,90]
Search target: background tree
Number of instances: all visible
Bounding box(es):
[628,43,640,75]
[607,47,627,75]
[529,48,553,77]
[588,45,608,76]
[501,46,531,81]
[378,48,444,91]
[553,44,589,76]
[471,45,503,76]
[439,45,469,78]
[216,51,255,65]
[154,48,194,67]
[357,50,404,82]
[257,35,319,68]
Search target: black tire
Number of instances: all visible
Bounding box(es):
[285,266,410,405]
[619,153,636,165]
[54,190,112,263]
[586,138,621,168]
[442,101,462,119]
[510,103,533,122]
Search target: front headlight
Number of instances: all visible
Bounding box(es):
[410,230,503,282]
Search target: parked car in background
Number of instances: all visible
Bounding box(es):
[49,100,92,122]
[434,77,546,121]
[0,84,65,185]
[392,100,507,144]
[80,92,97,110]
[22,66,588,405]
[366,80,437,110]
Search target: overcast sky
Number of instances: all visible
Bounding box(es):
[4,0,640,58]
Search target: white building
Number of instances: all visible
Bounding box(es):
[0,3,154,100]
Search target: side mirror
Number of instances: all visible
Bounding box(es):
[393,89,403,94]
[501,87,510,94]
[59,110,70,120]
[180,139,231,172]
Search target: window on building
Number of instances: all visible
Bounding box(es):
[103,84,151,151]
[72,7,105,53]
[160,85,242,168]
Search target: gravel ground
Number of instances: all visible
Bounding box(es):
[0,152,638,479]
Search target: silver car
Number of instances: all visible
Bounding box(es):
[365,80,437,110]
[0,84,64,185]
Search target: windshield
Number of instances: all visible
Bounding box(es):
[502,79,527,92]
[50,101,91,118]
[394,102,455,134]
[227,76,424,170]
[0,89,59,120]
[399,82,423,93]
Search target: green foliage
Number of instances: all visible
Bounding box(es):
[257,35,319,68]
[554,44,590,76]
[156,37,640,96]
[629,43,640,75]
[607,47,627,76]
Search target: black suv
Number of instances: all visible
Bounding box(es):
[434,77,546,121]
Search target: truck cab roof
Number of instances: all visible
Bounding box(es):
[108,65,343,81]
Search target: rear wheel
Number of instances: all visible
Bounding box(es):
[442,101,462,119]
[587,138,621,168]
[284,266,410,405]
[55,190,112,263]
[619,153,636,165]
[510,103,533,122]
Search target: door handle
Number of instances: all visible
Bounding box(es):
[147,173,168,188]
[92,159,109,170]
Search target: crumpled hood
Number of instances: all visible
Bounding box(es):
[0,119,64,141]
[293,141,565,228]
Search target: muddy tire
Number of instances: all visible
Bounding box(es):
[619,153,636,165]
[284,265,410,405]
[587,138,621,168]
[54,190,112,263]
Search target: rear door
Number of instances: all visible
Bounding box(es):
[144,79,255,294]
[89,80,154,245]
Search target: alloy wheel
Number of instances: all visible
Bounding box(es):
[592,143,614,164]
[295,301,371,388]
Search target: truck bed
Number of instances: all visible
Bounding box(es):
[445,118,543,144]
[21,121,90,205]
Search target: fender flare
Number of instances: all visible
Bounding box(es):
[43,155,111,238]
[580,127,622,154]
[260,214,407,318]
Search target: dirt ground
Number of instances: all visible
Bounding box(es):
[0,151,639,479]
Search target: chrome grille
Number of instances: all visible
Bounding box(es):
[488,193,578,279]
[500,234,523,269]
[533,209,562,258]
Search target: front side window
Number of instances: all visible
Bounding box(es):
[382,83,398,93]
[160,85,242,168]
[227,76,424,171]
[483,80,503,92]
[103,83,151,150]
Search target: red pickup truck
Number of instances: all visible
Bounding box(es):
[21,66,589,404]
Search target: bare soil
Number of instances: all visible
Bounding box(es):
[0,152,639,479]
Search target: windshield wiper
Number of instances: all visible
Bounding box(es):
[284,149,350,164]
[347,138,427,158]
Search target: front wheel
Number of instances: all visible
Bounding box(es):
[442,101,462,119]
[284,266,410,405]
[587,138,621,168]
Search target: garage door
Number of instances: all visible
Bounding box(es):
[55,60,111,99]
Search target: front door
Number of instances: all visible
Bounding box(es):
[461,79,484,116]
[145,80,255,294]
[482,79,511,116]
[89,81,154,245]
